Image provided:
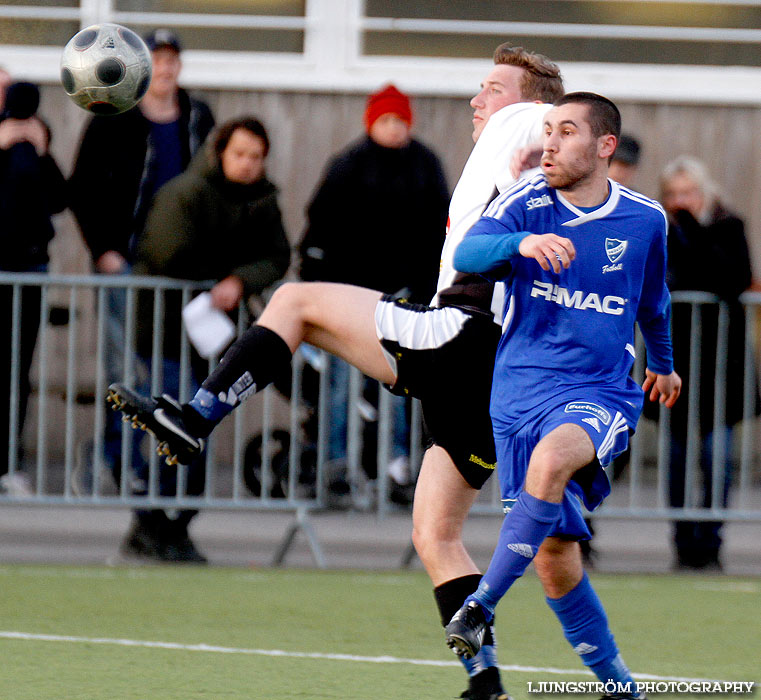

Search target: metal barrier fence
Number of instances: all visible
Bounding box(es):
[472,290,761,524]
[0,275,760,562]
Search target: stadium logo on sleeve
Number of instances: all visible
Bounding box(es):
[564,401,612,425]
[605,238,628,263]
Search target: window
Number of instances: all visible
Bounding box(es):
[1,0,761,102]
[364,0,761,66]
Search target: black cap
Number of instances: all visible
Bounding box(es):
[613,134,641,166]
[143,28,182,53]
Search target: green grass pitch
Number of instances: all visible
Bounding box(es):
[1,565,758,699]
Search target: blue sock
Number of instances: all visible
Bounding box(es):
[546,572,638,695]
[188,387,234,423]
[460,639,499,677]
[469,492,561,617]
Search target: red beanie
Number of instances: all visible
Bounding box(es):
[364,84,413,132]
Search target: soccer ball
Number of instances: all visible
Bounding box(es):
[60,23,152,115]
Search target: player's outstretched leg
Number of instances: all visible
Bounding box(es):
[108,282,392,466]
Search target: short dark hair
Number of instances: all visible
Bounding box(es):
[492,44,564,103]
[213,117,270,159]
[553,91,621,140]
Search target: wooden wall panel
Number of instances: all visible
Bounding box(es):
[40,85,761,280]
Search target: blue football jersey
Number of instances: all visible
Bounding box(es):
[465,174,673,435]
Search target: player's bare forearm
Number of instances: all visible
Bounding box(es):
[518,233,576,274]
[642,368,681,408]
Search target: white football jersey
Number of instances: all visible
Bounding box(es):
[434,101,551,321]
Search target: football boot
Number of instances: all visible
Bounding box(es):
[106,383,204,466]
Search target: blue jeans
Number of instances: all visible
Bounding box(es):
[669,428,733,564]
[100,270,130,471]
[327,356,409,469]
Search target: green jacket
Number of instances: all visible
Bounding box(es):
[134,156,291,360]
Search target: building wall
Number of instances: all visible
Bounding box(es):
[43,84,761,282]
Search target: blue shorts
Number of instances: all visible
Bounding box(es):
[495,395,634,540]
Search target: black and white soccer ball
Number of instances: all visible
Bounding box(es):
[60,23,152,115]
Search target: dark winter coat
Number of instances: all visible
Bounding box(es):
[134,155,291,359]
[68,88,215,263]
[666,206,756,433]
[0,135,67,270]
[299,136,449,303]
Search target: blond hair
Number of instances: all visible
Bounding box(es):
[492,44,564,103]
[660,155,721,214]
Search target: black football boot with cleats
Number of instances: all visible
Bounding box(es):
[106,383,204,466]
[445,600,488,660]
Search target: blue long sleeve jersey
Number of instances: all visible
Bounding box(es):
[455,174,673,435]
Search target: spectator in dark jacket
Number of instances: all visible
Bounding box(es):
[0,81,67,496]
[121,116,290,563]
[660,155,755,570]
[68,29,215,496]
[300,84,448,303]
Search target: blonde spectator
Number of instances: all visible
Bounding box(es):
[660,155,757,570]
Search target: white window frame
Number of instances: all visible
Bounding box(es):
[1,0,761,104]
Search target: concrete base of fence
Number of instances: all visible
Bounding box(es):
[0,506,759,575]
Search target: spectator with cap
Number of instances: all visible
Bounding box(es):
[299,83,449,495]
[608,133,641,188]
[71,28,215,281]
[69,28,215,561]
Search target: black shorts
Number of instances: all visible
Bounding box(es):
[374,295,501,489]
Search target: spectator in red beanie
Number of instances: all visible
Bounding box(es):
[302,80,446,304]
[363,84,414,149]
[299,82,449,491]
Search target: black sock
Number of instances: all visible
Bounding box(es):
[187,326,292,436]
[434,574,496,647]
[202,325,292,397]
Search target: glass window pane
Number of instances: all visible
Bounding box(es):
[0,0,77,7]
[365,0,761,30]
[115,0,305,16]
[0,19,79,47]
[364,31,761,67]
[137,24,303,52]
